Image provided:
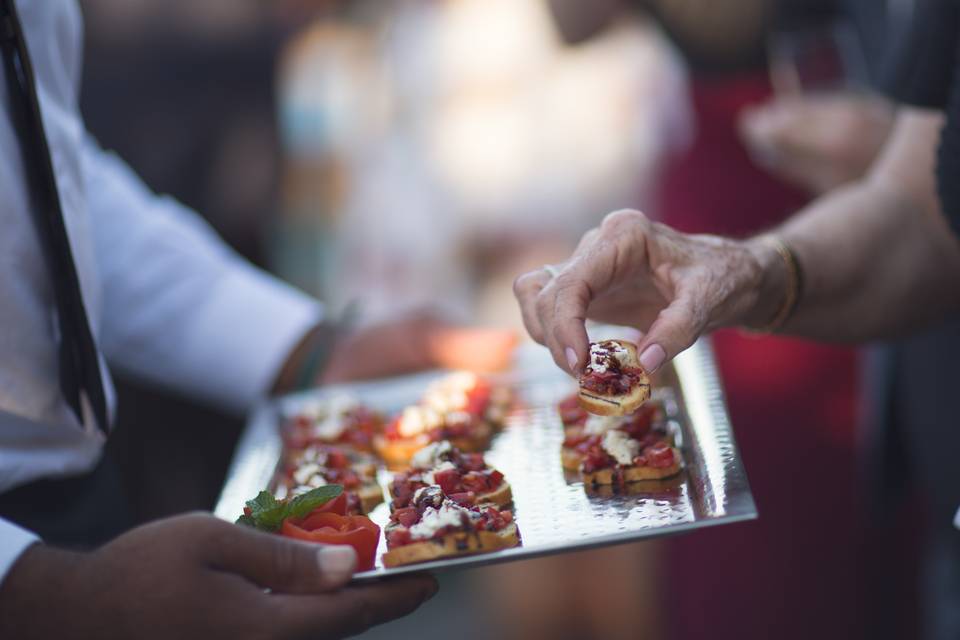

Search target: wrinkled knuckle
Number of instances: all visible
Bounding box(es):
[534,288,553,317]
[552,272,577,293]
[182,512,220,537]
[512,272,535,297]
[601,209,647,233]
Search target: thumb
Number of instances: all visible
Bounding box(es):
[635,290,704,374]
[207,521,357,594]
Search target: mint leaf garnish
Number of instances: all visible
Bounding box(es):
[285,485,343,521]
[236,485,344,532]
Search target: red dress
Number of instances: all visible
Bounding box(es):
[657,73,867,640]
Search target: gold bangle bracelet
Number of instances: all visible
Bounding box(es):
[753,236,802,334]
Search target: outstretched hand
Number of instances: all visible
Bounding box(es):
[513,210,781,375]
[0,513,437,640]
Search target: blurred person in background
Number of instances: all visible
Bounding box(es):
[518,2,960,640]
[541,0,911,637]
[79,0,516,526]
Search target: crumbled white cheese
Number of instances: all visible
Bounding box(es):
[411,441,454,470]
[601,430,640,466]
[423,372,478,413]
[408,502,469,540]
[397,406,444,438]
[584,414,626,435]
[292,463,322,486]
[299,394,360,440]
[422,460,457,485]
[588,341,629,374]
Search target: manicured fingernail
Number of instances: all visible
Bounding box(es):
[639,344,666,373]
[317,545,356,577]
[565,347,579,373]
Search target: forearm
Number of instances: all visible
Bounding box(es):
[548,0,768,61]
[647,0,769,65]
[765,111,960,341]
[546,0,625,44]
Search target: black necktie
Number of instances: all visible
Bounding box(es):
[0,0,109,434]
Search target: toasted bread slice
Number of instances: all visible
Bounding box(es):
[477,481,512,508]
[357,483,385,514]
[578,340,651,416]
[584,474,685,497]
[561,447,583,472]
[581,452,683,486]
[382,523,520,568]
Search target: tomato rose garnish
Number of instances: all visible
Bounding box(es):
[281,509,380,571]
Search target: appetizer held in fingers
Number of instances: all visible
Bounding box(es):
[578,340,651,416]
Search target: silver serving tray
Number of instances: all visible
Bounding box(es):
[214,337,756,581]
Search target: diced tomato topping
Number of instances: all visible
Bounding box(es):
[449,492,476,507]
[384,417,404,440]
[460,471,489,493]
[580,366,643,396]
[563,432,590,448]
[320,467,360,490]
[386,527,413,547]
[464,383,491,416]
[391,476,419,508]
[325,449,350,469]
[582,447,616,473]
[644,443,677,468]
[480,507,512,531]
[433,468,461,495]
[633,432,661,450]
[459,453,486,472]
[574,434,602,454]
[487,469,504,488]
[620,406,656,439]
[558,394,588,426]
[391,507,419,528]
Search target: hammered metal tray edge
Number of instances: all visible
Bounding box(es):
[214,337,757,581]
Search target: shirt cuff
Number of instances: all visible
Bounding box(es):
[178,262,324,413]
[0,518,40,586]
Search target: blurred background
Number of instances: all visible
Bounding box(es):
[80,1,930,639]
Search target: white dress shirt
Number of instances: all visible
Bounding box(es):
[0,0,322,583]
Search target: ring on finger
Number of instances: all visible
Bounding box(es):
[542,264,561,279]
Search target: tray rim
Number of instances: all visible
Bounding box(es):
[214,337,757,580]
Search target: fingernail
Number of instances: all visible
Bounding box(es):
[639,344,666,373]
[317,545,356,578]
[565,347,579,373]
